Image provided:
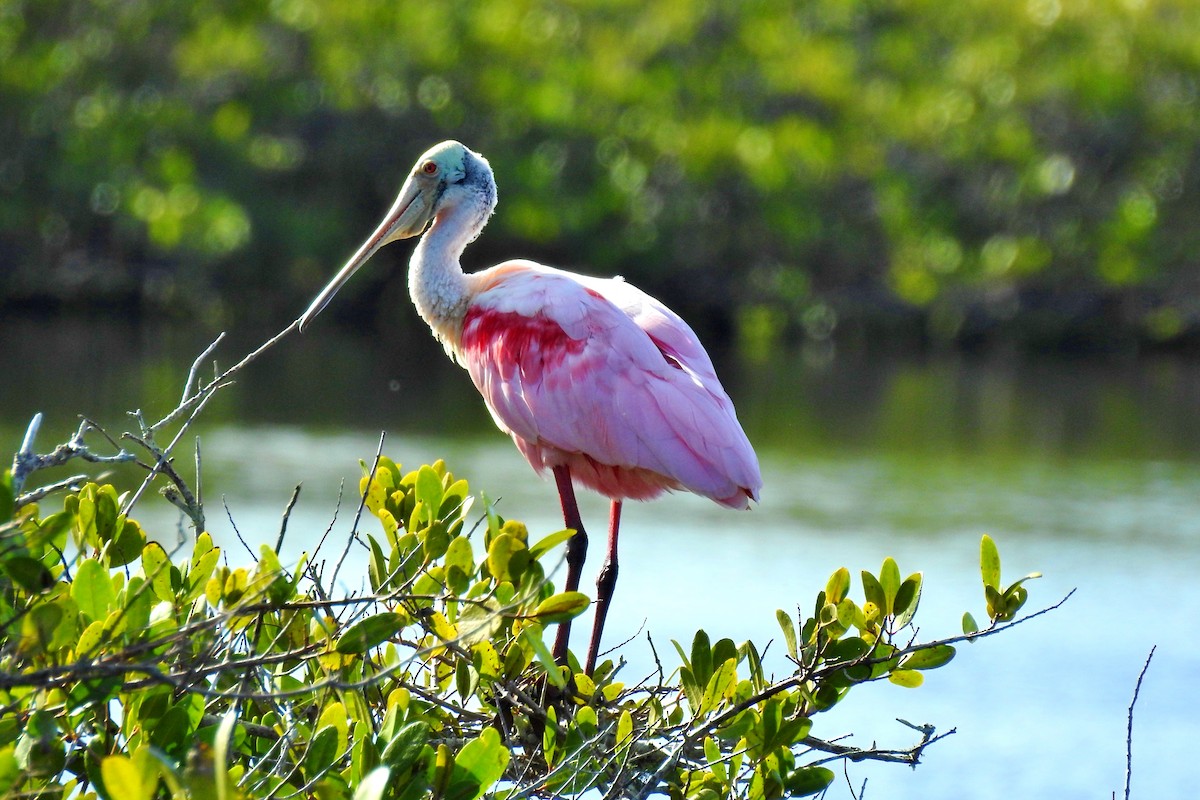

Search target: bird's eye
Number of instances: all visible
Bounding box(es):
[421,161,439,176]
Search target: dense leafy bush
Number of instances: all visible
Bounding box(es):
[1,444,1043,798]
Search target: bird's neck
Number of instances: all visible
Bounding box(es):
[408,205,477,349]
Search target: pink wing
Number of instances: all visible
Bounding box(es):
[458,262,761,508]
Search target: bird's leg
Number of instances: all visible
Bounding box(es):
[585,500,622,676]
[551,465,587,666]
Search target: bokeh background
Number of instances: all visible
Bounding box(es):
[3,0,1199,352]
[2,2,1199,798]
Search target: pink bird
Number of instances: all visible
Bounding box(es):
[299,141,761,675]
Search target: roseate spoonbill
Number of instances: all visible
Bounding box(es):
[299,141,761,675]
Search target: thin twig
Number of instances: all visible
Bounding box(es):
[183,333,226,404]
[1124,646,1155,800]
[150,321,298,435]
[14,474,88,507]
[276,484,302,555]
[331,431,386,588]
[195,435,203,516]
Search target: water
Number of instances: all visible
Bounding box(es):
[2,314,1197,798]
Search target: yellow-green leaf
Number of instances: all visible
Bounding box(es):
[529,591,590,624]
[76,620,106,657]
[900,643,956,670]
[616,709,633,746]
[825,567,850,604]
[887,669,924,688]
[141,542,173,602]
[980,534,1001,590]
[528,528,576,559]
[73,558,115,623]
[450,727,509,800]
[335,612,406,654]
[879,557,900,616]
[775,609,798,662]
[317,702,349,749]
[101,755,149,800]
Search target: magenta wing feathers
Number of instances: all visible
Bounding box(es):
[458,263,761,509]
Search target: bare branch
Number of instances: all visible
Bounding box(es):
[1124,646,1156,800]
[11,415,137,505]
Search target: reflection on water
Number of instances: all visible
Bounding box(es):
[2,314,1197,798]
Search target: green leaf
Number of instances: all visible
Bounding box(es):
[528,528,576,560]
[691,629,713,688]
[704,737,724,780]
[786,766,835,797]
[353,767,391,800]
[888,669,924,688]
[150,706,192,756]
[522,626,566,688]
[186,545,222,603]
[101,755,150,800]
[190,531,214,567]
[76,620,106,657]
[94,486,119,542]
[415,464,444,515]
[106,518,146,568]
[447,728,509,800]
[305,725,339,776]
[455,660,477,703]
[824,567,850,604]
[980,534,1001,590]
[775,609,798,662]
[423,521,451,561]
[457,598,503,646]
[700,658,738,716]
[616,710,633,746]
[893,572,923,628]
[121,576,152,632]
[900,643,956,670]
[0,469,13,523]
[444,536,474,591]
[141,542,174,602]
[335,612,406,654]
[528,591,590,624]
[711,637,737,670]
[34,510,73,550]
[1001,583,1029,619]
[962,611,979,636]
[829,636,870,662]
[985,584,1005,620]
[486,533,526,583]
[861,570,886,615]
[0,744,20,795]
[738,639,766,692]
[368,535,388,592]
[381,721,430,772]
[835,598,860,630]
[2,555,55,593]
[73,558,116,623]
[317,702,349,750]
[77,487,97,545]
[879,557,901,615]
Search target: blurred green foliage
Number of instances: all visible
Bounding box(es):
[2,0,1198,348]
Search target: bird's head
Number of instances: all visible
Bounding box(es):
[298,140,496,331]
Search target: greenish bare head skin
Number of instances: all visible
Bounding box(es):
[298,140,495,331]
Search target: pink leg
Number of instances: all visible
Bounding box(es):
[585,500,621,676]
[551,465,588,666]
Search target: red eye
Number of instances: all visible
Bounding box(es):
[422,161,438,175]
